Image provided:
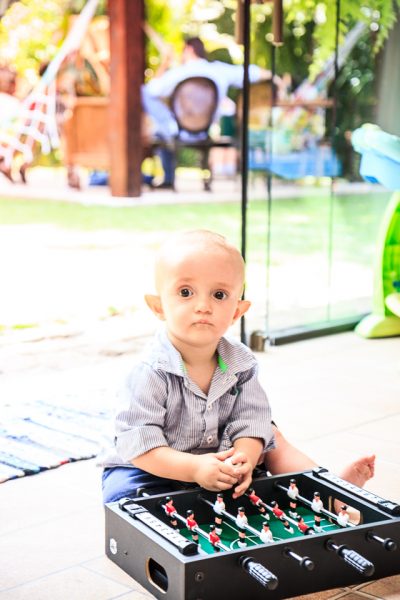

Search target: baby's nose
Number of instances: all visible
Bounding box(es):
[195,295,212,312]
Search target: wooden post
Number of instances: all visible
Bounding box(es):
[108,0,144,197]
[272,0,284,46]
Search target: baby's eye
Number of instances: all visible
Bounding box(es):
[213,290,228,300]
[179,288,193,297]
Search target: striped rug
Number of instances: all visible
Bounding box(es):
[0,400,111,483]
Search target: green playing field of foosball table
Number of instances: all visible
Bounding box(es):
[178,504,342,554]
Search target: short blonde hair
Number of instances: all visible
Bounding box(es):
[154,229,245,292]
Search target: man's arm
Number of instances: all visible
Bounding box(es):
[258,67,285,94]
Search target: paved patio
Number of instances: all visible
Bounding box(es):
[0,326,399,599]
[0,164,380,206]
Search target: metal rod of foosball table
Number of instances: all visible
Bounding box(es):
[244,491,299,528]
[160,502,230,552]
[199,496,263,538]
[283,546,315,571]
[366,530,398,551]
[274,482,355,527]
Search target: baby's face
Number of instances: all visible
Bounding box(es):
[155,244,248,351]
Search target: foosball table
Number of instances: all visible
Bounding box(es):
[105,467,400,599]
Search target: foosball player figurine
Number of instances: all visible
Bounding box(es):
[213,492,225,534]
[337,504,350,527]
[164,496,178,528]
[311,491,323,532]
[236,507,248,547]
[297,516,315,536]
[259,521,274,544]
[270,501,294,534]
[248,487,268,516]
[209,524,221,552]
[287,478,300,518]
[186,509,199,543]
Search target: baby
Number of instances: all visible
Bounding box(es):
[101,230,374,503]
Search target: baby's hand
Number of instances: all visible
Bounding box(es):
[231,459,253,499]
[224,450,247,468]
[223,450,253,499]
[192,448,239,491]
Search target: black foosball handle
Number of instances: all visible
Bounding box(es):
[326,540,375,577]
[239,556,279,590]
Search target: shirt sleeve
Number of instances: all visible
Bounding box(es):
[115,363,169,462]
[144,62,262,98]
[145,68,184,99]
[221,363,275,452]
[220,63,262,88]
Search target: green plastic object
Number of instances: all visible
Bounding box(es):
[352,124,400,338]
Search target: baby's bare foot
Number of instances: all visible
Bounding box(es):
[339,454,375,488]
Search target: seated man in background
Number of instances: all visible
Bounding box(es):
[142,37,281,189]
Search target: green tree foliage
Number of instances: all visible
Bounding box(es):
[144,0,192,79]
[327,32,377,179]
[0,0,68,82]
[296,0,397,79]
[208,0,399,78]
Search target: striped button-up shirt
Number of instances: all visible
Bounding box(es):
[101,328,275,468]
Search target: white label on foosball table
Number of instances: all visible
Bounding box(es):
[109,538,118,555]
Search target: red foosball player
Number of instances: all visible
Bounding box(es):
[270,501,294,534]
[235,507,248,547]
[209,524,221,552]
[259,522,274,544]
[311,492,323,532]
[337,504,350,527]
[297,516,315,536]
[248,487,268,516]
[287,478,300,518]
[164,496,178,528]
[186,509,199,543]
[213,493,225,534]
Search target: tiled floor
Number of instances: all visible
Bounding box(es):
[0,332,399,599]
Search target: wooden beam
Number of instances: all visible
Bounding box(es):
[108,0,144,197]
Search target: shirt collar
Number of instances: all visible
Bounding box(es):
[147,327,256,376]
[216,335,256,374]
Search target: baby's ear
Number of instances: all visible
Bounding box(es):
[232,299,251,323]
[145,295,165,320]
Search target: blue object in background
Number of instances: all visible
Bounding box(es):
[357,150,400,188]
[89,171,155,187]
[248,145,341,179]
[89,170,109,186]
[352,124,400,190]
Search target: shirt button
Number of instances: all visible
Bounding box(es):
[206,435,213,444]
[207,404,212,411]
